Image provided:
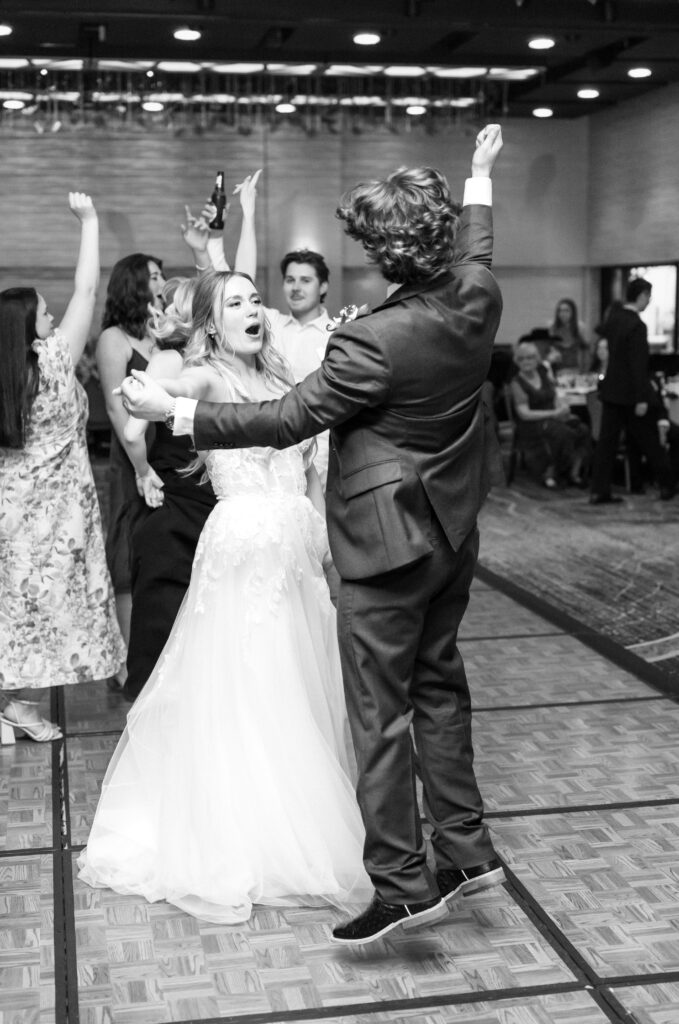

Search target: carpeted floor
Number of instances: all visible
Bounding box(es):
[478,477,679,684]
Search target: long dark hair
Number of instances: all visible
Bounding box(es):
[101,252,162,340]
[0,287,40,449]
[550,297,584,343]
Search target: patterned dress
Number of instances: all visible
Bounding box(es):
[0,329,125,689]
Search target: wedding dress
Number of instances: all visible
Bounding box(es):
[78,427,370,923]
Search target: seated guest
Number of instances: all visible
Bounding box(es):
[511,341,590,488]
[0,193,124,742]
[547,297,591,372]
[590,337,609,379]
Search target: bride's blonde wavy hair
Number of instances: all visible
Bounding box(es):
[182,270,292,390]
[179,270,293,481]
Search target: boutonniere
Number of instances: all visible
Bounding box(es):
[327,303,368,331]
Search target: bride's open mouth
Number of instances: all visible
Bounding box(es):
[245,323,261,336]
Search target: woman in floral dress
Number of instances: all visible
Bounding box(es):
[0,193,125,743]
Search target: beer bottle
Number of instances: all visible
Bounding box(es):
[208,170,227,230]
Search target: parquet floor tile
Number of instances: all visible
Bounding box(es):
[0,854,55,1024]
[612,981,679,1024]
[494,806,679,977]
[460,589,563,640]
[0,743,52,851]
[463,635,653,708]
[221,990,611,1023]
[474,699,679,812]
[71,868,575,1021]
[63,679,129,735]
[67,735,120,846]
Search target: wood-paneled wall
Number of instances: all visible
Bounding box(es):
[0,117,592,346]
[588,82,679,267]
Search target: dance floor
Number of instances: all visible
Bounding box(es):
[4,559,679,1024]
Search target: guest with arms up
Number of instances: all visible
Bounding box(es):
[0,194,124,743]
[120,125,505,945]
[96,252,166,681]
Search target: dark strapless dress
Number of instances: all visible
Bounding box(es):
[104,348,151,593]
[124,423,217,700]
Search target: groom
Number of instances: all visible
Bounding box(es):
[121,124,505,944]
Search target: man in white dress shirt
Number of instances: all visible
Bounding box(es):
[265,250,333,487]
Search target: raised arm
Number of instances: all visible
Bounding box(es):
[180,205,214,274]
[453,124,502,269]
[233,170,261,280]
[59,192,100,365]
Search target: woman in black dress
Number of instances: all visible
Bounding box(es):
[96,254,166,679]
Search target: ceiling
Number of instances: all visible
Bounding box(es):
[1,0,679,119]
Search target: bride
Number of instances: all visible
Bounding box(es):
[78,269,370,924]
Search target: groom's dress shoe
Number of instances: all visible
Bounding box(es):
[437,858,505,903]
[332,893,447,945]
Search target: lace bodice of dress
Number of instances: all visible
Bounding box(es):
[205,444,309,501]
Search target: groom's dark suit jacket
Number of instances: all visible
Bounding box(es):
[193,204,503,580]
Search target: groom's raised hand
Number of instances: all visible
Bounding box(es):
[115,370,174,421]
[471,124,503,178]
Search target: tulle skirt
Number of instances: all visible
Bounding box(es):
[78,494,371,923]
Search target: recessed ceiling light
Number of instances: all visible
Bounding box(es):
[406,104,427,115]
[628,66,652,79]
[275,102,296,114]
[532,107,553,118]
[40,68,48,77]
[173,27,201,42]
[528,37,555,50]
[577,88,599,99]
[353,32,381,46]
[3,99,25,110]
[142,100,164,112]
[0,24,13,37]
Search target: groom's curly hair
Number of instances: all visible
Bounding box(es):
[336,166,460,286]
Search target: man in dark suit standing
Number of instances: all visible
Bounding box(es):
[120,124,505,944]
[590,278,674,504]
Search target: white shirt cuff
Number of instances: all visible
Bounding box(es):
[173,396,198,436]
[206,236,229,271]
[463,177,492,206]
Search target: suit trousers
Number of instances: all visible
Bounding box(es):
[590,401,672,498]
[337,513,495,905]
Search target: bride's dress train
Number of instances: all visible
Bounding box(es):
[78,439,370,924]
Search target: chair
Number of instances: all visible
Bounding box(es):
[498,383,520,483]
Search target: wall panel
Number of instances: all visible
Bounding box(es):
[0,119,588,345]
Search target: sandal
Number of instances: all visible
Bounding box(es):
[0,699,62,745]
